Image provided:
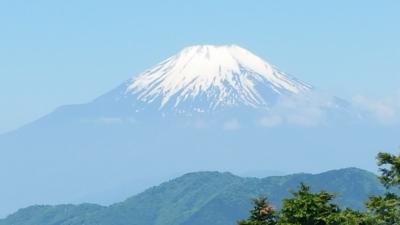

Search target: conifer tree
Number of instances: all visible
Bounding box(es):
[277,183,341,225]
[366,152,400,225]
[238,197,277,225]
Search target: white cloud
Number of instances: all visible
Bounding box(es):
[259,115,283,127]
[97,117,124,124]
[81,117,137,125]
[223,119,241,131]
[286,106,325,127]
[259,93,328,127]
[192,120,208,129]
[352,92,400,124]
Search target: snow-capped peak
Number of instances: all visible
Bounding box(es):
[125,45,311,111]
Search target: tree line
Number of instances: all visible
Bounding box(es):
[238,152,400,225]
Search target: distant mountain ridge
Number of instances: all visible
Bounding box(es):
[0,168,387,225]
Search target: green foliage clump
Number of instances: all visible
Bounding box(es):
[365,152,400,225]
[376,152,400,188]
[240,184,373,225]
[237,197,277,225]
[334,208,374,225]
[366,193,400,224]
[277,183,340,225]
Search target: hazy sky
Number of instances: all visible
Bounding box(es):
[0,0,399,133]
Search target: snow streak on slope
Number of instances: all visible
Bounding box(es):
[126,45,311,111]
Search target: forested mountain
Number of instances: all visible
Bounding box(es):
[0,168,386,225]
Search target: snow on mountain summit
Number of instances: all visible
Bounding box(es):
[125,45,311,112]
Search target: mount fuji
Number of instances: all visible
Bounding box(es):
[0,45,398,218]
[124,45,311,112]
[92,45,314,118]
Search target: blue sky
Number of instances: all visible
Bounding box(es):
[0,0,399,133]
